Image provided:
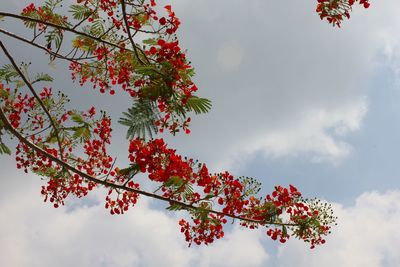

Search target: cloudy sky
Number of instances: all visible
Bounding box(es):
[1,0,400,266]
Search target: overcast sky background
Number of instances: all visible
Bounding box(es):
[1,0,400,266]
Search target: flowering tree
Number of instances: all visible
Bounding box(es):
[0,0,368,249]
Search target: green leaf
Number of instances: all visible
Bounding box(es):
[165,176,184,187]
[45,29,64,51]
[0,142,11,155]
[135,65,162,76]
[239,176,262,198]
[71,112,85,124]
[116,164,140,181]
[143,38,158,46]
[44,0,63,9]
[196,204,211,221]
[72,126,91,141]
[118,100,160,140]
[0,64,19,82]
[184,184,194,195]
[69,4,92,20]
[22,11,42,29]
[185,96,212,114]
[282,225,288,237]
[46,134,58,144]
[32,73,53,84]
[166,203,185,211]
[89,20,105,37]
[32,166,58,177]
[0,87,9,98]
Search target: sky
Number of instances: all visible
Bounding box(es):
[1,0,400,266]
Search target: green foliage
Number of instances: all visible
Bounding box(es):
[117,165,139,176]
[68,112,91,142]
[0,120,10,155]
[1,63,53,87]
[44,0,63,9]
[71,112,85,124]
[69,4,92,20]
[165,175,184,187]
[0,63,34,88]
[119,100,160,140]
[185,96,212,114]
[166,203,185,211]
[88,20,105,37]
[193,202,212,222]
[22,10,42,29]
[72,126,91,141]
[142,38,158,46]
[117,164,140,183]
[0,64,19,83]
[0,88,9,99]
[135,65,162,76]
[178,68,195,83]
[32,73,53,84]
[239,176,262,198]
[45,29,63,51]
[33,166,69,179]
[0,142,11,155]
[282,225,288,237]
[72,35,96,52]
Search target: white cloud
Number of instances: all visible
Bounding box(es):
[197,226,268,267]
[0,170,269,267]
[162,0,390,170]
[277,190,400,267]
[216,98,368,169]
[2,170,400,267]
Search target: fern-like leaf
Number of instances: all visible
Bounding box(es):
[69,4,92,20]
[0,64,19,82]
[185,96,212,114]
[119,100,160,140]
[0,142,11,155]
[32,73,53,84]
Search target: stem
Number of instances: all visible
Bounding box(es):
[121,0,146,65]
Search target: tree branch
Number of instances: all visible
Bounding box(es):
[0,40,65,161]
[0,105,296,228]
[0,12,149,62]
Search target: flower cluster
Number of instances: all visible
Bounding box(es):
[77,115,113,177]
[0,84,36,129]
[67,0,199,135]
[105,184,140,215]
[0,82,116,208]
[179,214,226,246]
[316,0,370,27]
[127,138,335,247]
[21,2,68,31]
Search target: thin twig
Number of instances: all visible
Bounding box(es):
[0,12,148,61]
[0,28,100,64]
[121,0,146,65]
